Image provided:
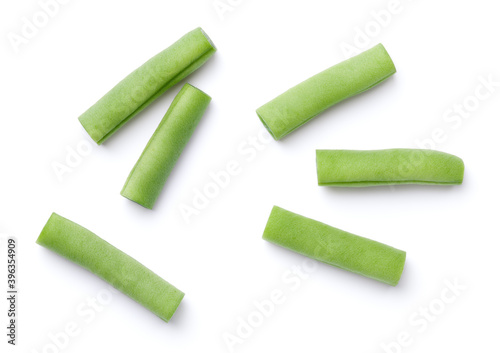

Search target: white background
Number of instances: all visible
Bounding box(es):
[1,0,499,352]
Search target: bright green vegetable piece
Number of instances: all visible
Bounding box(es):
[316,149,465,187]
[37,213,184,322]
[78,27,216,144]
[262,206,406,286]
[121,83,211,209]
[256,44,396,140]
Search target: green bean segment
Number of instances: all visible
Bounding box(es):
[37,213,184,322]
[256,44,396,140]
[316,149,464,187]
[121,83,211,209]
[262,206,406,286]
[79,27,216,144]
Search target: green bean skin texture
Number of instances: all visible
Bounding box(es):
[37,213,184,322]
[262,206,406,286]
[121,84,211,209]
[316,149,465,187]
[256,44,396,140]
[78,27,216,145]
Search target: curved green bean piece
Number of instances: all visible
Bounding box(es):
[37,213,184,322]
[79,27,216,144]
[316,149,464,187]
[256,44,396,140]
[262,206,406,286]
[121,83,211,209]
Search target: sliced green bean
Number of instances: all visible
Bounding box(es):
[79,27,216,144]
[256,44,396,140]
[262,206,406,286]
[121,83,211,209]
[37,213,184,322]
[316,149,464,187]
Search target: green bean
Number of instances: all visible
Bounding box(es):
[262,206,406,286]
[121,83,211,209]
[316,149,464,187]
[256,44,395,140]
[79,27,216,144]
[37,213,184,322]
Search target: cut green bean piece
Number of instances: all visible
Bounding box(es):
[37,213,184,322]
[121,83,211,209]
[79,27,216,144]
[262,206,406,286]
[256,44,396,140]
[316,149,464,187]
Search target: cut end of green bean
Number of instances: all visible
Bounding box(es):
[256,110,278,140]
[199,27,217,51]
[78,27,216,145]
[120,83,211,209]
[256,44,396,140]
[316,149,464,187]
[262,206,406,286]
[37,213,185,322]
